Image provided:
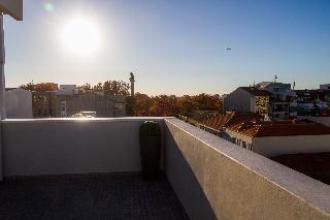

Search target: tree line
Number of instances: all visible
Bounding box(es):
[131,93,223,117]
[20,81,130,96]
[20,81,223,117]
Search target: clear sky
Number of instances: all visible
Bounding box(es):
[4,0,330,95]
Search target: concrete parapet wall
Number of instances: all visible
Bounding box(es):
[1,117,166,176]
[1,117,330,219]
[165,118,330,220]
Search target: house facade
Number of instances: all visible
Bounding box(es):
[224,82,297,120]
[224,87,270,116]
[295,84,330,116]
[255,82,297,119]
[32,90,126,118]
[223,119,330,157]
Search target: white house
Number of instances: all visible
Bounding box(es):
[224,119,330,157]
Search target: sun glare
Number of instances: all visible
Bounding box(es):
[60,17,101,57]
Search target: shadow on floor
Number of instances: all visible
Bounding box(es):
[0,173,189,220]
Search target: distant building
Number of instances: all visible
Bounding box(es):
[224,87,270,116]
[224,82,297,120]
[320,84,330,91]
[198,112,330,157]
[295,85,330,116]
[5,88,33,118]
[57,85,78,95]
[33,88,126,118]
[223,116,330,157]
[255,82,297,119]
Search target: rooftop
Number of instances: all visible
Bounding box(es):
[226,119,330,137]
[0,117,329,219]
[197,112,330,137]
[199,112,263,131]
[240,87,271,97]
[256,81,291,89]
[0,173,188,220]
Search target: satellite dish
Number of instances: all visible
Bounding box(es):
[0,0,23,21]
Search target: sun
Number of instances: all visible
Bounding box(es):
[60,17,101,57]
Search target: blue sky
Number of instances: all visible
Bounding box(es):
[4,0,330,95]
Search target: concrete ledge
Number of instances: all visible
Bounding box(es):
[3,117,174,123]
[165,118,330,220]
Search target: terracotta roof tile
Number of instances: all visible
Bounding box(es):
[227,120,330,137]
[199,112,262,130]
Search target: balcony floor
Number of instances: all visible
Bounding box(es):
[0,173,189,220]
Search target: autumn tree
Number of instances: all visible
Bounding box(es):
[20,82,34,91]
[20,82,58,92]
[177,95,195,116]
[135,93,152,116]
[103,80,130,96]
[93,82,103,92]
[149,95,178,116]
[132,93,222,117]
[192,93,222,111]
[77,83,92,93]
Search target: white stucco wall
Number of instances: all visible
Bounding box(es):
[5,88,32,118]
[225,129,253,149]
[253,135,330,157]
[224,88,253,113]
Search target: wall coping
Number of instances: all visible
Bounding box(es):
[2,117,175,124]
[165,118,330,215]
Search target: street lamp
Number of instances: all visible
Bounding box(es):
[0,0,23,119]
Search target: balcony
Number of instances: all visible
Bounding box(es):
[0,117,329,219]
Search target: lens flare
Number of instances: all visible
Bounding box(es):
[44,2,54,12]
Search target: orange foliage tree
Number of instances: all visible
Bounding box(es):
[133,93,223,117]
[20,82,58,92]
